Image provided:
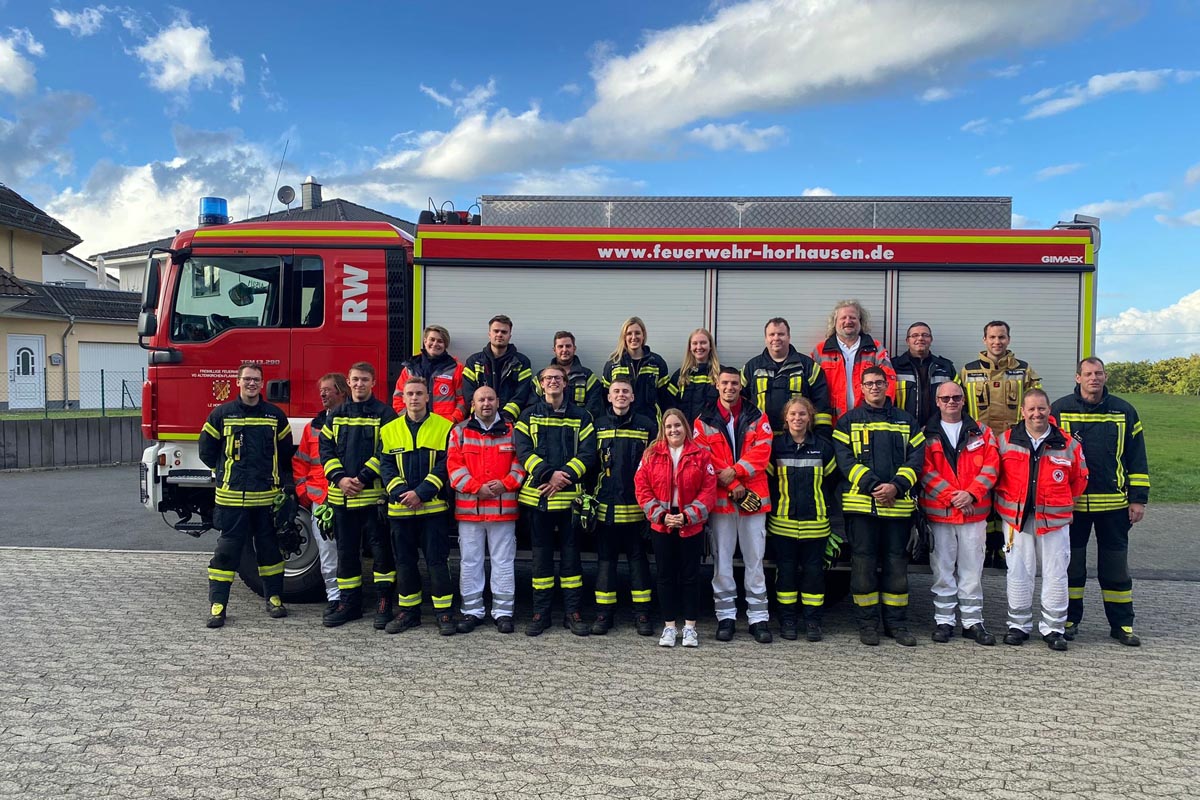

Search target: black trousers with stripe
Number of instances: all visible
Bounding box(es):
[594,521,653,612]
[334,505,394,608]
[1068,509,1134,630]
[208,506,282,605]
[772,534,827,622]
[846,515,910,631]
[530,508,582,617]
[390,513,453,615]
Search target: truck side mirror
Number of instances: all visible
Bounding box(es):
[228,282,255,307]
[138,310,158,337]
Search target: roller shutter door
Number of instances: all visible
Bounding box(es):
[422,266,708,375]
[714,270,888,367]
[894,272,1082,400]
[78,342,145,409]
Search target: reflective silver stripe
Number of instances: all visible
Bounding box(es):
[776,457,823,469]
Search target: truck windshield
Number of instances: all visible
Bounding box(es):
[170,256,282,342]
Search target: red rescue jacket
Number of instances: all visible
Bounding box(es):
[811,333,897,422]
[392,352,467,423]
[446,417,526,522]
[918,415,999,524]
[693,401,773,514]
[635,439,718,537]
[292,414,329,509]
[994,424,1088,535]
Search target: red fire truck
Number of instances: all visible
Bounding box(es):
[138,195,1097,598]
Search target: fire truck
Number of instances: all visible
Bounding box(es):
[137,195,1098,599]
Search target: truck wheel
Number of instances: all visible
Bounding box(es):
[237,509,328,603]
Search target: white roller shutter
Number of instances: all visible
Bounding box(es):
[714,270,889,367]
[78,342,145,409]
[895,272,1082,400]
[422,267,708,374]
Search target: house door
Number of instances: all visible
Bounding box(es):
[7,334,46,410]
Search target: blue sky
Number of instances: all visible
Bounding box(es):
[1,0,1197,359]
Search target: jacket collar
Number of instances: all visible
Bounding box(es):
[1072,384,1110,408]
[820,332,877,355]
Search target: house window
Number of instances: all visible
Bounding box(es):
[16,347,35,376]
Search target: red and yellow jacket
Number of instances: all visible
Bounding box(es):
[995,424,1088,536]
[634,439,718,537]
[446,417,526,522]
[292,413,329,509]
[693,400,773,515]
[392,351,467,423]
[811,333,897,422]
[918,415,999,525]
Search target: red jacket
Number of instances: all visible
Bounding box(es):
[392,353,467,423]
[693,401,773,515]
[292,415,329,509]
[635,439,718,537]
[811,333,897,422]
[995,424,1088,535]
[918,415,999,524]
[446,417,526,522]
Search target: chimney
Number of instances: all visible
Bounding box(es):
[302,176,322,210]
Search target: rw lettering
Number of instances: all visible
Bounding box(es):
[341,265,368,322]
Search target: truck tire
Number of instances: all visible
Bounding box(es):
[237,508,328,603]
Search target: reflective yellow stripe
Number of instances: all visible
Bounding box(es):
[801,593,824,606]
[595,591,618,605]
[257,561,284,577]
[881,592,908,607]
[396,592,422,607]
[631,590,652,603]
[852,592,879,607]
[776,591,798,605]
[1102,589,1133,603]
[432,594,453,610]
[207,568,235,582]
[337,576,363,590]
[195,227,402,239]
[560,575,583,589]
[532,577,555,590]
[373,571,397,584]
[1068,587,1085,600]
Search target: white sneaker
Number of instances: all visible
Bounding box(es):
[681,626,699,648]
[658,626,677,647]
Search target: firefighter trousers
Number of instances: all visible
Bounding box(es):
[207,506,283,606]
[594,521,653,613]
[771,534,826,622]
[1069,510,1135,631]
[529,508,582,617]
[390,514,453,616]
[846,514,911,631]
[333,506,395,610]
[458,520,517,621]
[1005,524,1069,636]
[710,513,768,624]
[929,521,986,628]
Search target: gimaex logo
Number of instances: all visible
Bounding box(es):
[1041,255,1085,264]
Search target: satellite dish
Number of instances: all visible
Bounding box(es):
[277,185,296,206]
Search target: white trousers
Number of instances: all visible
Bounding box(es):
[458,520,517,620]
[710,513,768,624]
[1005,524,1070,636]
[929,521,986,628]
[305,510,340,601]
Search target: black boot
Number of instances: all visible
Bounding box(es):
[779,613,799,641]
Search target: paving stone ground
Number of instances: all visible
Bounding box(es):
[1,547,1197,800]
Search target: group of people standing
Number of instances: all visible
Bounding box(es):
[198,300,1149,653]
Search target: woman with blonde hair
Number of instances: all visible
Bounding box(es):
[666,328,721,424]
[601,316,670,421]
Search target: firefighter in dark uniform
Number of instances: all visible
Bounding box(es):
[379,377,456,635]
[199,363,295,628]
[1051,357,1150,646]
[591,378,657,636]
[833,366,926,647]
[462,314,534,423]
[601,316,670,421]
[666,328,721,424]
[742,317,833,438]
[892,321,957,426]
[320,361,398,628]
[516,363,598,636]
[537,330,605,421]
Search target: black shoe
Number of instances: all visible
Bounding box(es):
[749,622,773,644]
[437,613,456,636]
[962,624,996,646]
[887,628,917,647]
[322,600,340,619]
[495,616,515,634]
[456,615,483,634]
[779,616,799,641]
[525,612,551,637]
[931,624,953,643]
[590,613,612,636]
[1063,621,1079,641]
[634,613,655,636]
[323,602,363,628]
[805,622,823,642]
[373,596,394,630]
[859,628,880,646]
[383,609,420,634]
[1110,627,1142,647]
[1003,628,1029,646]
[266,595,288,619]
[206,602,227,629]
[715,619,735,642]
[564,611,590,637]
[1043,632,1069,651]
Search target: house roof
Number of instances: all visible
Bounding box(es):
[0,266,33,298]
[5,280,140,322]
[91,198,416,260]
[0,183,83,255]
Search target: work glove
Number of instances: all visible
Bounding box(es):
[312,502,334,540]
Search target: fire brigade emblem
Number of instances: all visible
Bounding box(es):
[436,382,450,397]
[1052,469,1065,483]
[213,380,232,402]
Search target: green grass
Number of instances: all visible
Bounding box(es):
[1126,392,1200,503]
[0,408,140,421]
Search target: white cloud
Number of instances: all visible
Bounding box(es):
[1098,289,1200,361]
[985,165,1010,176]
[961,117,993,135]
[1011,212,1038,228]
[1186,162,1200,185]
[1023,69,1196,119]
[133,15,244,97]
[802,186,835,196]
[52,7,109,37]
[258,53,285,112]
[919,86,954,103]
[1073,191,1170,219]
[990,64,1022,79]
[1155,209,1200,228]
[419,84,453,108]
[419,79,497,117]
[558,82,581,95]
[0,91,94,182]
[687,122,786,152]
[0,28,44,96]
[1036,162,1083,180]
[504,166,646,196]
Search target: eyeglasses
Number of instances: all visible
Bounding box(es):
[861,380,887,388]
[239,377,262,385]
[907,333,932,339]
[540,375,564,383]
[938,395,964,403]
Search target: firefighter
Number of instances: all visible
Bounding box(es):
[537,330,604,421]
[996,388,1088,651]
[591,378,657,636]
[892,322,957,426]
[832,366,925,647]
[919,381,1000,646]
[319,362,398,628]
[515,363,598,636]
[198,363,295,628]
[694,366,774,643]
[293,372,349,620]
[447,385,527,634]
[462,314,534,423]
[766,396,837,642]
[665,328,721,424]
[391,324,467,423]
[1051,357,1149,646]
[959,320,1042,569]
[378,377,456,636]
[601,316,670,421]
[744,317,832,437]
[812,300,896,423]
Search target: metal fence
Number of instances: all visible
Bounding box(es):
[2,369,144,418]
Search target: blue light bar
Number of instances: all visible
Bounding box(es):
[198,196,229,226]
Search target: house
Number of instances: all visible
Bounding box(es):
[42,250,120,289]
[1,182,141,411]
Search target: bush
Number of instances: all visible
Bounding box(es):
[1106,355,1200,395]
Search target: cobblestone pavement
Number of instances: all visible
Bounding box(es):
[1,547,1196,800]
